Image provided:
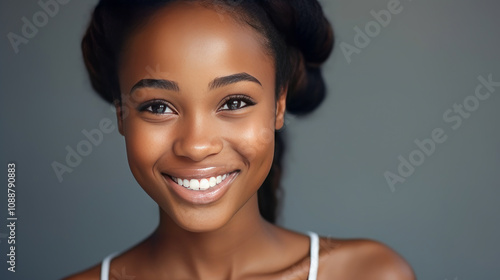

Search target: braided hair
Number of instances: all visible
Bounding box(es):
[82,0,334,223]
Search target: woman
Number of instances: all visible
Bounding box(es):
[66,0,415,279]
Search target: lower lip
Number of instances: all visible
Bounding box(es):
[162,172,238,205]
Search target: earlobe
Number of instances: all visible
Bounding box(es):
[275,88,287,130]
[114,101,125,136]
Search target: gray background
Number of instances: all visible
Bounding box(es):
[1,0,499,279]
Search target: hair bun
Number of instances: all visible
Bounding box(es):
[287,64,326,115]
[288,0,334,64]
[262,0,334,115]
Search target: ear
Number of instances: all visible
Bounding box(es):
[275,87,287,130]
[114,101,125,136]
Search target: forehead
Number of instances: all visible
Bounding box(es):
[119,1,275,93]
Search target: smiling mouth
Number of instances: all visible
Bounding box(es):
[167,171,238,191]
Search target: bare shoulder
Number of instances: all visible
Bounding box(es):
[318,237,416,280]
[62,235,151,280]
[61,263,101,280]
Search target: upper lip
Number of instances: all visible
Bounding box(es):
[161,166,239,180]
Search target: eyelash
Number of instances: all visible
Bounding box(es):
[218,95,256,111]
[138,100,174,115]
[138,95,256,115]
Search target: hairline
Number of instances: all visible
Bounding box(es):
[115,0,285,103]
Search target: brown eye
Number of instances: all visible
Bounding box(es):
[219,95,255,111]
[139,101,174,114]
[224,100,247,110]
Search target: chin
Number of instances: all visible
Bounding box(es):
[165,205,240,233]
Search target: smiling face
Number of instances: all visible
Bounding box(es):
[116,1,286,232]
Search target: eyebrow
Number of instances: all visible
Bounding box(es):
[209,72,262,90]
[130,79,180,94]
[129,72,262,94]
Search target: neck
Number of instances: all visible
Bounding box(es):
[147,195,280,278]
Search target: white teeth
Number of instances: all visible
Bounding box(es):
[171,173,232,191]
[209,177,216,187]
[200,179,209,190]
[190,179,200,190]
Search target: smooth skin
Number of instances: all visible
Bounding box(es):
[65,2,415,279]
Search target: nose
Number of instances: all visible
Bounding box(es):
[172,114,223,162]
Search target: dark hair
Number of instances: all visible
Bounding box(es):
[82,0,334,223]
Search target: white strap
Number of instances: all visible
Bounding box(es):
[307,231,319,280]
[100,252,119,280]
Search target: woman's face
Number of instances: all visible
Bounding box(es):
[116,2,286,232]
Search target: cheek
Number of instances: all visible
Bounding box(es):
[232,119,275,201]
[122,116,171,183]
[235,123,273,163]
[227,108,276,173]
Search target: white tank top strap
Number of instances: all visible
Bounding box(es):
[307,231,320,280]
[100,251,120,280]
